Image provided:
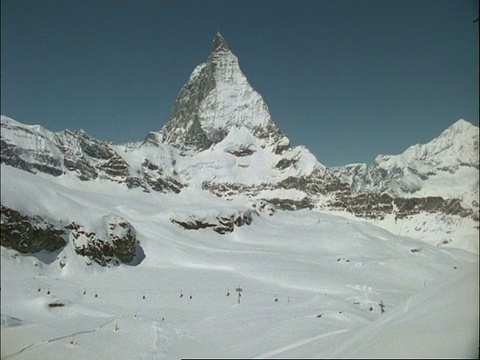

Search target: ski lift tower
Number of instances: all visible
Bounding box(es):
[236,286,243,304]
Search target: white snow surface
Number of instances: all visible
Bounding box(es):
[1,164,478,359]
[114,125,322,189]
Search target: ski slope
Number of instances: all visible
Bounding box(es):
[1,164,478,359]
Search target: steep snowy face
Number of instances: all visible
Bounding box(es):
[158,32,282,151]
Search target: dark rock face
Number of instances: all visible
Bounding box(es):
[160,62,216,151]
[170,210,255,234]
[141,159,183,194]
[0,205,140,266]
[67,217,138,266]
[252,200,276,216]
[227,148,256,157]
[327,189,474,220]
[1,138,64,177]
[0,206,66,253]
[201,168,346,211]
[211,32,229,53]
[265,198,313,211]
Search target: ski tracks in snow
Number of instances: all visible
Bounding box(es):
[141,319,184,359]
[2,317,117,359]
[253,328,351,359]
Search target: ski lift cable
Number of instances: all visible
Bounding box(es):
[32,282,317,302]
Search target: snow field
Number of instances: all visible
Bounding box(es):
[1,164,478,358]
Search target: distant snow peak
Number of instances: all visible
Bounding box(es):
[333,118,479,205]
[445,118,477,135]
[159,33,283,152]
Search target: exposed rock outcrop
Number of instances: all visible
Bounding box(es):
[67,216,139,266]
[170,209,256,234]
[0,206,66,253]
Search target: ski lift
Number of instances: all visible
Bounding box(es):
[379,301,385,314]
[226,289,230,297]
[83,288,86,295]
[179,290,183,299]
[142,293,146,300]
[95,292,98,298]
[274,295,278,302]
[47,290,50,295]
[189,294,192,299]
[38,287,41,292]
[236,286,243,304]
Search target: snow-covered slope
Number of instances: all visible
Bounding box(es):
[1,164,478,359]
[329,119,479,250]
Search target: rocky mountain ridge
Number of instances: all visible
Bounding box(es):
[332,119,478,199]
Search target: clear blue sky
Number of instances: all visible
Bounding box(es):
[1,0,478,166]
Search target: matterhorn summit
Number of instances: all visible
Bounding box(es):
[156,32,283,151]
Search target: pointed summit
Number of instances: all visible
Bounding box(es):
[158,33,283,152]
[211,32,229,54]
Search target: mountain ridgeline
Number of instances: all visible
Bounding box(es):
[1,33,479,262]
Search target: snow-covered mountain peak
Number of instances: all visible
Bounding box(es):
[443,118,477,136]
[158,33,283,152]
[333,119,479,206]
[376,119,479,169]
